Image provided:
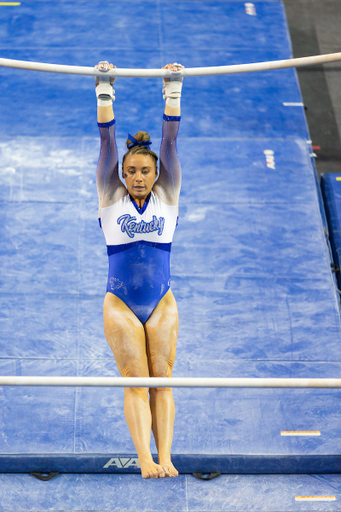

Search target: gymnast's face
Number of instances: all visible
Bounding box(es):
[123,154,157,200]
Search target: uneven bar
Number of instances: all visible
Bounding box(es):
[0,52,341,77]
[0,376,341,387]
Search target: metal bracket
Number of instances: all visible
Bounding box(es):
[30,472,59,481]
[192,472,221,481]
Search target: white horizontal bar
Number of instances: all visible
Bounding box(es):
[0,377,341,388]
[0,52,341,77]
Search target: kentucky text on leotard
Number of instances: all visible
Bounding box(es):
[97,115,181,324]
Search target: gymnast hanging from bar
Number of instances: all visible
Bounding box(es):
[95,60,183,479]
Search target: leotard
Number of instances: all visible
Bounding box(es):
[96,115,181,324]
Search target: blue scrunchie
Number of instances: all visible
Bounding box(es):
[127,133,152,150]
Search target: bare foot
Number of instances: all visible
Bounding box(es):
[139,458,166,479]
[159,459,179,477]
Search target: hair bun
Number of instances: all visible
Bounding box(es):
[126,131,150,149]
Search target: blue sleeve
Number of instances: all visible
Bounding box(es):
[158,114,181,199]
[96,119,120,208]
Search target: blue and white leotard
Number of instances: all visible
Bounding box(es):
[96,115,181,324]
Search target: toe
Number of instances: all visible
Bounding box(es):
[162,464,178,477]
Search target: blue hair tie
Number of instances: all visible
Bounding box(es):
[127,133,152,150]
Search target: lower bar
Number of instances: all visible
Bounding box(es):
[1,376,341,388]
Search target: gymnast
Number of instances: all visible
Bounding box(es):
[95,61,183,479]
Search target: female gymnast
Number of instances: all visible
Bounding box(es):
[95,61,183,479]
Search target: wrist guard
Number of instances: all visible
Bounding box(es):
[162,64,183,107]
[96,81,115,107]
[162,80,182,108]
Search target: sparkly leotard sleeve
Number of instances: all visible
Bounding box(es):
[97,114,181,324]
[96,119,120,211]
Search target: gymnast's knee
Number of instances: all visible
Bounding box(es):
[148,348,176,394]
[153,387,172,393]
[123,365,149,402]
[126,387,149,402]
[148,344,176,380]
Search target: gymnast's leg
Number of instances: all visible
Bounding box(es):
[103,292,166,479]
[145,289,179,477]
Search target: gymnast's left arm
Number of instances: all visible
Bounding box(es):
[154,63,184,205]
[95,61,126,212]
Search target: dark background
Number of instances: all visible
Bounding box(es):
[281,0,341,178]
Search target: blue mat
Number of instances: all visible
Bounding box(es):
[0,473,341,511]
[0,0,340,484]
[321,174,341,289]
[0,1,308,140]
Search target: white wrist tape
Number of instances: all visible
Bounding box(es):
[96,82,115,106]
[162,80,182,108]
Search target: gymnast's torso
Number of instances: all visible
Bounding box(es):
[97,115,181,324]
[100,190,178,324]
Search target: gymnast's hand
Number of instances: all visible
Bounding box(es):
[95,61,116,86]
[162,63,184,110]
[162,63,184,85]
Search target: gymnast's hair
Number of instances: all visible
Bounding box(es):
[122,131,158,173]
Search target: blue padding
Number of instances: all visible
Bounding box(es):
[0,1,308,139]
[1,454,341,475]
[0,2,291,52]
[321,174,341,288]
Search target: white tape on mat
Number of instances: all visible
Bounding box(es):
[295,496,336,502]
[281,431,321,436]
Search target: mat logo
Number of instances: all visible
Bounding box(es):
[264,150,276,169]
[245,3,256,15]
[103,457,140,469]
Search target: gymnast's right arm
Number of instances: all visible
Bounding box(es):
[95,61,126,213]
[154,63,184,206]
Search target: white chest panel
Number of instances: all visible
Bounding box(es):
[101,191,178,246]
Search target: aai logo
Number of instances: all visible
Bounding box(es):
[103,457,140,469]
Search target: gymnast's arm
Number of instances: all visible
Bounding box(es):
[154,65,183,206]
[96,63,126,215]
